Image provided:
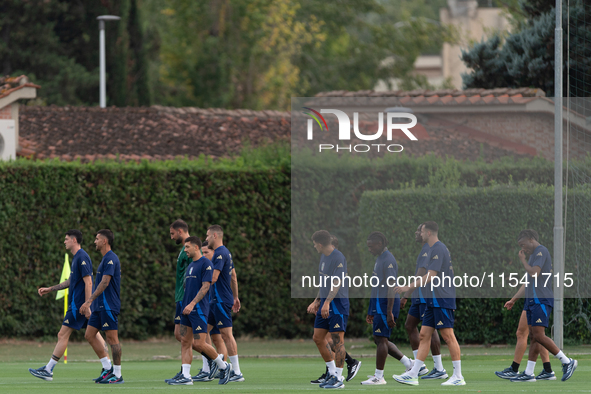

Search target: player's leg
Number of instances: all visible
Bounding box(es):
[535,344,555,380]
[438,327,464,384]
[85,313,113,382]
[394,323,435,386]
[29,325,75,380]
[428,327,444,375]
[195,329,232,385]
[325,330,360,382]
[404,305,421,353]
[172,324,195,385]
[96,312,123,384]
[496,310,528,379]
[311,332,334,384]
[191,331,214,382]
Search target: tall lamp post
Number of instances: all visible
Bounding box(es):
[97,15,121,108]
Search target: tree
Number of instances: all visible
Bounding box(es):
[461,0,591,97]
[0,0,151,106]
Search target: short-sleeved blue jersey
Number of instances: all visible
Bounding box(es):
[368,249,400,316]
[411,243,431,304]
[68,249,93,313]
[318,248,349,315]
[425,241,456,310]
[525,245,553,306]
[183,257,213,316]
[211,245,234,305]
[94,250,121,314]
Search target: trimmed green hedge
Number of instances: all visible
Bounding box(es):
[0,157,294,339]
[358,185,591,344]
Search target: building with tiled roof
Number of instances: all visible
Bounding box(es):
[0,75,40,159]
[13,87,591,163]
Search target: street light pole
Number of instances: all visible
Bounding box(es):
[97,15,121,108]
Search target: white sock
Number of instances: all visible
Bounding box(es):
[326,360,336,376]
[181,364,191,379]
[335,367,343,379]
[375,369,384,379]
[202,356,210,373]
[214,354,227,369]
[400,355,412,369]
[413,350,418,360]
[113,365,122,378]
[452,360,462,379]
[433,354,443,371]
[409,359,424,378]
[46,358,58,372]
[229,355,241,375]
[525,360,536,375]
[100,357,112,370]
[555,350,570,364]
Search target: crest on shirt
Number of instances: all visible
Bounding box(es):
[321,262,325,271]
[189,267,193,275]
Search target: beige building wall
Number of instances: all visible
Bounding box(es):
[441,0,510,89]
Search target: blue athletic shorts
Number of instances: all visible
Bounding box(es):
[314,312,348,332]
[422,306,454,329]
[408,301,426,320]
[180,311,208,335]
[208,302,233,332]
[526,303,552,327]
[62,309,88,330]
[88,310,118,331]
[372,312,399,337]
[174,301,182,324]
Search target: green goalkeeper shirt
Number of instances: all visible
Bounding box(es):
[175,246,192,303]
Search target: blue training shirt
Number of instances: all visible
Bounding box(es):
[68,248,93,314]
[318,248,349,315]
[368,248,400,316]
[211,245,234,305]
[411,243,431,304]
[425,241,456,310]
[183,257,213,317]
[525,244,553,307]
[94,250,121,314]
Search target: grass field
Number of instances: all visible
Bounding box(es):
[2,339,590,393]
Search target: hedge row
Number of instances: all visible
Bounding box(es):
[0,158,293,339]
[358,185,591,344]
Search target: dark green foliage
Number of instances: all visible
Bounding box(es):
[358,185,591,343]
[0,157,290,339]
[462,1,591,97]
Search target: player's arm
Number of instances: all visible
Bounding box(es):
[38,278,71,296]
[211,269,220,284]
[401,267,426,302]
[518,250,542,277]
[183,282,211,315]
[81,275,93,317]
[395,270,437,294]
[80,275,112,315]
[231,268,241,312]
[504,284,526,310]
[321,281,341,318]
[386,285,397,328]
[307,290,322,314]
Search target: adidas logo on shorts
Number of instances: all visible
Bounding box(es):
[103,322,109,328]
[375,328,381,333]
[196,326,202,330]
[437,321,444,326]
[218,321,223,326]
[334,323,340,329]
[536,318,542,323]
[175,316,181,320]
[64,319,69,324]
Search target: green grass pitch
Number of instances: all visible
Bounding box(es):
[2,340,589,393]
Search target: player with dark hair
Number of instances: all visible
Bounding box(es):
[205,225,244,382]
[307,230,350,389]
[168,236,232,385]
[400,223,444,379]
[394,221,465,386]
[80,229,124,384]
[504,230,577,382]
[166,219,213,383]
[29,230,109,381]
[311,234,361,384]
[361,231,414,385]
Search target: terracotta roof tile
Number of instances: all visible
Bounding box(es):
[0,75,41,99]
